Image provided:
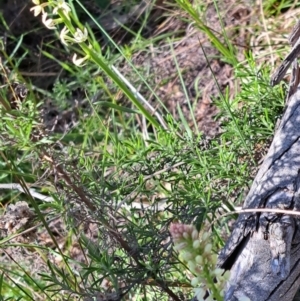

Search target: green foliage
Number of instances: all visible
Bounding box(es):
[263,0,300,17]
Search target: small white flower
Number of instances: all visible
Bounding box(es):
[53,0,71,16]
[73,27,88,43]
[30,0,48,16]
[42,12,56,29]
[72,53,89,67]
[59,26,70,45]
[59,27,88,46]
[30,5,43,16]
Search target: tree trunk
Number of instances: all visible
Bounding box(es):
[217,80,300,300]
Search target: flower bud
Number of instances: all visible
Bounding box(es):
[181,251,193,261]
[204,243,212,254]
[195,255,203,264]
[183,232,189,239]
[193,240,200,249]
[192,229,199,241]
[188,260,196,272]
[213,268,224,277]
[210,254,218,263]
[174,242,187,251]
[202,232,210,241]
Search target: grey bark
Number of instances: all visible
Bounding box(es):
[217,21,300,301]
